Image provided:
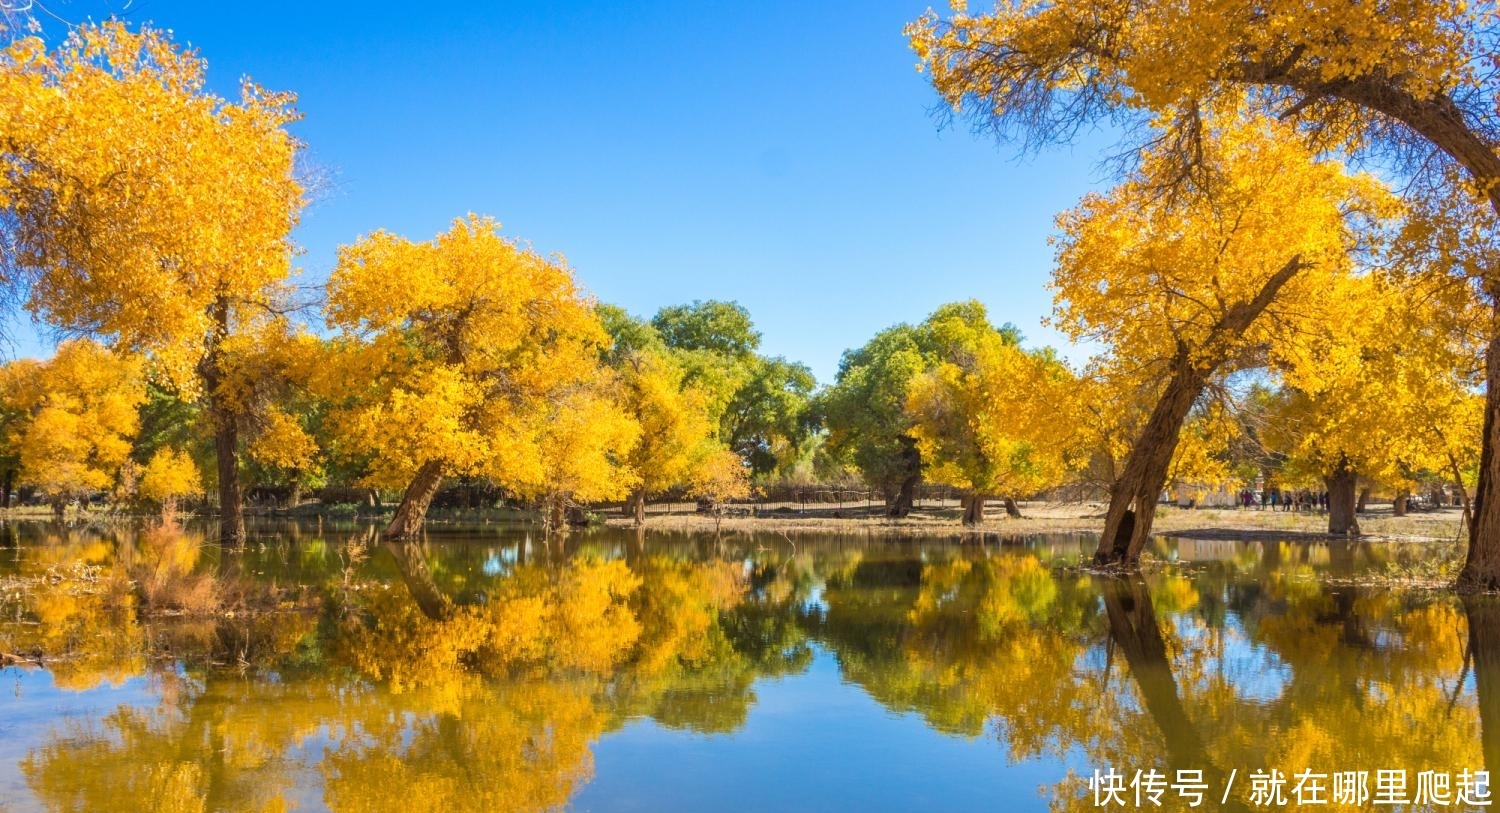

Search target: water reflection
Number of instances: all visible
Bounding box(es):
[0,522,1490,811]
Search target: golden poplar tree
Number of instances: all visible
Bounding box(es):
[0,340,145,513]
[908,0,1500,588]
[1050,110,1393,563]
[323,215,634,538]
[0,23,303,543]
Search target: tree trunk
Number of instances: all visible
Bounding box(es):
[383,459,445,541]
[1,468,11,509]
[960,493,986,526]
[199,295,245,547]
[888,436,921,518]
[1355,486,1370,514]
[1094,254,1306,567]
[1462,307,1500,591]
[1003,497,1023,518]
[1325,458,1360,536]
[1392,490,1409,517]
[628,489,647,526]
[1095,352,1207,564]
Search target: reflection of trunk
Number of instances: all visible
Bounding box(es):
[1327,540,1357,579]
[1325,458,1360,536]
[1003,497,1023,518]
[1463,595,1500,776]
[1392,490,1409,517]
[961,493,986,526]
[1464,309,1500,590]
[1094,255,1305,566]
[384,460,445,541]
[1098,577,1251,813]
[383,540,454,621]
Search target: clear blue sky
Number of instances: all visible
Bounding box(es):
[17,0,1114,383]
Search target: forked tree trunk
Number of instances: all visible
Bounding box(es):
[1325,458,1360,536]
[384,459,445,541]
[1094,255,1305,566]
[960,493,986,526]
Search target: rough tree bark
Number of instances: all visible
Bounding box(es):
[1325,457,1361,536]
[1094,256,1306,566]
[383,459,445,541]
[1463,308,1500,591]
[960,493,986,526]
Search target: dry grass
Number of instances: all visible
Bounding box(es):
[604,499,1467,542]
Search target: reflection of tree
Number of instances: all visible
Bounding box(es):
[1463,595,1500,778]
[322,681,604,813]
[1097,576,1247,813]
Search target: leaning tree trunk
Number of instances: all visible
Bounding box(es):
[1002,496,1023,518]
[1094,255,1306,566]
[1095,351,1208,563]
[960,493,986,526]
[384,459,446,541]
[1325,457,1360,536]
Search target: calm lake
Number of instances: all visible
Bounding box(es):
[0,521,1493,812]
